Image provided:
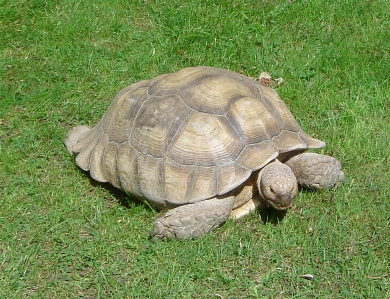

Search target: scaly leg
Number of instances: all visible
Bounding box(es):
[151,197,235,240]
[285,153,345,190]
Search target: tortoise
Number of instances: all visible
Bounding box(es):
[64,66,344,240]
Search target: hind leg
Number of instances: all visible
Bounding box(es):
[64,125,91,154]
[285,153,345,190]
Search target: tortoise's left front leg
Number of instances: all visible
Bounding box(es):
[285,153,345,190]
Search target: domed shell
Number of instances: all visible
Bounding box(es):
[70,66,325,209]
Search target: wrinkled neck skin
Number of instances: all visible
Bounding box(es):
[257,160,298,211]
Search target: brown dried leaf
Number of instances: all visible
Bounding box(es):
[258,71,273,87]
[258,71,285,87]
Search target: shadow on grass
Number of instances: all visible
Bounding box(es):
[258,207,288,225]
[76,167,152,211]
[298,185,338,204]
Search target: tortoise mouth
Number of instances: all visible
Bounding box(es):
[267,197,294,211]
[260,182,297,211]
[266,188,296,211]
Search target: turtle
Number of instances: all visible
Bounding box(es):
[64,66,344,240]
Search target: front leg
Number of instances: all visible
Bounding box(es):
[285,153,345,190]
[151,197,235,240]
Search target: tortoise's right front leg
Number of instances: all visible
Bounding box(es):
[285,153,345,190]
[151,197,235,240]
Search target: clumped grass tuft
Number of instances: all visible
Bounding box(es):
[1,0,389,298]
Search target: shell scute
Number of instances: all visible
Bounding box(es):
[102,141,121,188]
[235,141,279,171]
[272,130,307,153]
[217,162,252,195]
[117,143,142,198]
[163,158,195,205]
[148,67,213,96]
[188,166,218,203]
[89,133,109,182]
[167,111,244,167]
[130,94,191,158]
[179,75,257,114]
[226,96,279,144]
[137,154,165,207]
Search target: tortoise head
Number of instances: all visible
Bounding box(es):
[257,161,298,210]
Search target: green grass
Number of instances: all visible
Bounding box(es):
[1,0,389,298]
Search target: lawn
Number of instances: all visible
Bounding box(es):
[1,0,389,298]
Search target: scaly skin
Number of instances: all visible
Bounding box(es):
[64,126,91,154]
[285,153,345,190]
[151,197,235,240]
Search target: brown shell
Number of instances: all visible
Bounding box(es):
[71,66,325,209]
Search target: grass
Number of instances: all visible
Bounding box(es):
[1,0,389,298]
